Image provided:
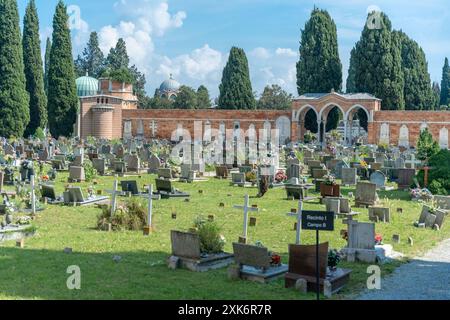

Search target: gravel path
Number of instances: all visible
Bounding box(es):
[358,239,450,300]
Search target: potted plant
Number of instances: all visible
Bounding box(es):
[327,249,341,272]
[320,173,340,197]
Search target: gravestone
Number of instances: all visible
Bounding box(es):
[342,219,377,263]
[287,163,300,180]
[397,168,415,190]
[127,154,141,172]
[158,168,173,180]
[148,155,161,174]
[92,158,106,175]
[312,168,328,179]
[69,166,85,182]
[231,173,246,186]
[334,161,349,179]
[341,168,357,185]
[370,171,386,189]
[355,182,378,207]
[368,207,390,223]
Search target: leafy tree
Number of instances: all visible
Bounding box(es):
[74,31,105,78]
[440,57,450,106]
[416,128,440,161]
[44,37,51,95]
[218,47,255,110]
[174,86,197,109]
[394,31,434,110]
[23,0,47,136]
[106,38,129,71]
[347,12,405,110]
[129,64,147,107]
[197,85,211,109]
[47,0,78,138]
[296,8,342,94]
[0,0,30,138]
[257,84,292,110]
[417,149,450,195]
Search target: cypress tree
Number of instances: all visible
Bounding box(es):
[394,30,434,110]
[218,47,255,110]
[23,0,47,136]
[440,57,450,106]
[346,48,357,93]
[432,82,441,110]
[106,38,129,71]
[296,8,342,94]
[44,37,51,95]
[296,8,342,132]
[47,0,78,138]
[196,85,211,109]
[347,12,405,110]
[0,0,30,138]
[74,31,105,78]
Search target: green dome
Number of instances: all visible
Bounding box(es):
[76,74,99,97]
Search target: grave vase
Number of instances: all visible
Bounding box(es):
[320,183,340,198]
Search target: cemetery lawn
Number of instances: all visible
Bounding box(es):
[1,172,448,300]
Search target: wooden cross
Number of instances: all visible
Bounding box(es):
[233,194,259,243]
[421,166,433,187]
[286,199,303,245]
[405,154,421,169]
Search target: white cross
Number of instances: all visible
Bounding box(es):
[405,154,421,169]
[147,184,153,229]
[151,120,157,138]
[286,199,303,245]
[233,194,259,240]
[106,178,121,217]
[30,175,36,215]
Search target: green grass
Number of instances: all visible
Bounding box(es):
[0,171,448,300]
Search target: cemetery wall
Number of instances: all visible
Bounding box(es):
[122,109,292,140]
[370,111,450,147]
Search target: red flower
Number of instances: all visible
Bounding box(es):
[375,234,383,244]
[271,254,281,265]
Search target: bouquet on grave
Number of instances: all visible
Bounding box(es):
[323,173,337,186]
[328,249,341,269]
[410,188,433,201]
[359,160,368,169]
[375,233,383,245]
[270,253,282,267]
[274,170,287,183]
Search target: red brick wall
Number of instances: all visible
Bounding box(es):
[370,111,450,147]
[122,109,292,140]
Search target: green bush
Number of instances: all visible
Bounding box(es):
[193,217,225,254]
[34,127,46,140]
[417,128,440,161]
[83,158,98,182]
[418,149,450,195]
[97,198,147,231]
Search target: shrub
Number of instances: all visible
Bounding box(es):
[417,128,440,161]
[429,180,448,196]
[83,158,98,182]
[417,149,450,195]
[34,127,46,140]
[97,198,147,231]
[192,217,225,254]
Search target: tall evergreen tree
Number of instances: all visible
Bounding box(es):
[296,8,342,94]
[106,38,129,71]
[440,57,450,107]
[432,82,441,110]
[23,0,47,136]
[0,0,30,138]
[44,37,51,96]
[346,48,357,93]
[347,12,405,110]
[218,47,255,110]
[196,85,211,109]
[394,30,434,110]
[74,31,105,78]
[296,8,342,132]
[47,0,78,138]
[129,64,147,107]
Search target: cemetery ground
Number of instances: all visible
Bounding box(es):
[0,170,448,300]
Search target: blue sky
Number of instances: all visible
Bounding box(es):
[19,0,450,99]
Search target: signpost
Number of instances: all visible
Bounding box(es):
[301,210,335,300]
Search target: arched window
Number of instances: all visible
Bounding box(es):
[379,123,390,144]
[420,122,428,132]
[204,121,212,142]
[439,127,449,149]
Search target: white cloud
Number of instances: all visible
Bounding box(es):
[97,0,186,73]
[275,48,297,57]
[250,47,271,59]
[157,44,223,80]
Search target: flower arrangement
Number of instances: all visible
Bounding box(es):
[410,188,433,201]
[41,175,49,182]
[245,171,256,182]
[323,173,336,186]
[375,233,383,245]
[270,253,282,266]
[328,249,341,269]
[275,170,287,183]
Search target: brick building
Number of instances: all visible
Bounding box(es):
[75,77,450,149]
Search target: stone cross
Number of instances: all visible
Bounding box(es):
[233,194,259,243]
[405,154,421,169]
[286,199,303,245]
